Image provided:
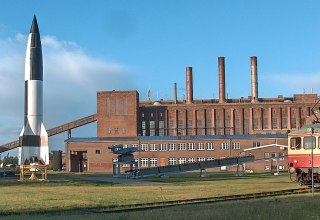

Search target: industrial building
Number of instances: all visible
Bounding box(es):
[65,56,319,173]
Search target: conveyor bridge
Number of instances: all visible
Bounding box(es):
[0,114,97,153]
[126,155,254,178]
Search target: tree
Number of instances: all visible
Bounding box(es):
[2,155,18,165]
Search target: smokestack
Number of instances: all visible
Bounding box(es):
[174,82,177,104]
[186,67,193,104]
[218,57,226,103]
[251,56,258,102]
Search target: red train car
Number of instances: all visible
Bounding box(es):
[288,124,320,185]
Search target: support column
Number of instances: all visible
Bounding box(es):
[268,107,272,130]
[287,107,291,129]
[230,108,235,135]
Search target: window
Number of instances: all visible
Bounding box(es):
[290,137,301,150]
[207,157,214,161]
[159,144,167,151]
[264,152,270,161]
[272,118,278,129]
[96,150,101,154]
[131,144,139,148]
[197,120,203,135]
[140,158,148,167]
[282,118,287,129]
[168,120,174,136]
[304,136,316,149]
[106,98,110,116]
[271,152,277,161]
[150,158,158,167]
[279,152,285,160]
[244,119,249,134]
[207,143,214,150]
[169,143,176,151]
[278,165,284,170]
[159,121,164,136]
[178,143,186,151]
[168,158,176,165]
[253,118,258,130]
[197,157,205,162]
[253,142,260,147]
[206,120,211,135]
[263,118,268,129]
[150,144,157,151]
[141,144,148,151]
[188,143,195,150]
[197,143,205,150]
[115,98,119,114]
[187,120,192,135]
[220,142,229,150]
[178,120,183,135]
[188,158,195,163]
[232,142,240,150]
[108,128,112,134]
[142,121,146,136]
[265,165,270,170]
[114,128,118,134]
[150,121,155,136]
[123,97,127,115]
[178,158,186,164]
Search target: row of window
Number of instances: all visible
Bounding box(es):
[113,157,215,167]
[119,142,241,152]
[263,152,285,160]
[290,136,319,150]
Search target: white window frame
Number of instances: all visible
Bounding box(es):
[220,142,229,150]
[232,142,241,150]
[188,158,195,163]
[140,158,148,167]
[188,143,195,151]
[178,157,187,164]
[168,158,176,165]
[178,143,186,151]
[169,143,176,151]
[206,143,214,150]
[150,158,158,167]
[197,157,205,162]
[150,144,157,151]
[141,144,148,151]
[159,144,167,151]
[197,143,205,150]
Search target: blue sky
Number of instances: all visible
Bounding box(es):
[1,1,320,154]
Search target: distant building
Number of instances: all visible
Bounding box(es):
[65,57,319,173]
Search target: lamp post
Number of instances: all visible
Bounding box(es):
[308,127,315,197]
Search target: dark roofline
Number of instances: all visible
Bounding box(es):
[65,134,287,143]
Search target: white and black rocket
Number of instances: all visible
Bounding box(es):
[19,16,49,165]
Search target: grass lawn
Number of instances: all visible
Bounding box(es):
[0,172,311,219]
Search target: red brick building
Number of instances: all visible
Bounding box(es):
[65,57,319,173]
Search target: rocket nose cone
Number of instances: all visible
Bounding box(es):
[30,15,40,34]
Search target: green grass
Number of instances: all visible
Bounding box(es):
[0,172,307,219]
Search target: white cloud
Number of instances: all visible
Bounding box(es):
[264,73,320,95]
[0,34,134,149]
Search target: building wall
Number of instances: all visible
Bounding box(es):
[66,136,288,173]
[66,90,318,173]
[97,91,139,137]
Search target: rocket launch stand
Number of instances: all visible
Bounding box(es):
[19,164,47,182]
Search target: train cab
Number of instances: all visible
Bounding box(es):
[288,124,320,184]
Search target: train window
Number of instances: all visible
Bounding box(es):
[290,137,301,150]
[303,136,316,149]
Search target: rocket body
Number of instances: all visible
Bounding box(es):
[19,16,49,165]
